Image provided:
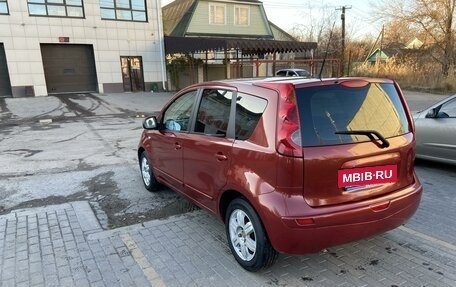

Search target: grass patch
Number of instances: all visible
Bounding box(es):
[351,57,456,94]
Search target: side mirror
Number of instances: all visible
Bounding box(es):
[143,116,158,129]
[425,108,438,118]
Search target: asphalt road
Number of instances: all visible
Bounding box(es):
[0,92,456,286]
[0,90,455,286]
[0,92,199,229]
[0,90,454,240]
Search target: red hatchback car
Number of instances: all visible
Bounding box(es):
[138,77,422,271]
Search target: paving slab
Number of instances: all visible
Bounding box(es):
[1,201,455,287]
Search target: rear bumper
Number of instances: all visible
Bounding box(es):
[258,178,423,254]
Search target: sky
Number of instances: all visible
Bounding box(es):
[160,0,382,39]
[261,0,381,39]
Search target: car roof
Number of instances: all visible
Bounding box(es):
[185,77,395,89]
[276,68,308,72]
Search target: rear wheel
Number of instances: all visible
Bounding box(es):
[225,198,278,271]
[139,151,159,192]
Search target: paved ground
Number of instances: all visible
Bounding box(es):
[1,90,455,286]
[1,199,455,287]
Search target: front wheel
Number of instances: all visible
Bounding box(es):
[139,151,159,192]
[225,198,278,271]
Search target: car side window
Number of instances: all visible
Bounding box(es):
[235,93,267,140]
[276,71,286,76]
[194,89,233,136]
[438,98,456,118]
[288,71,297,76]
[162,90,197,131]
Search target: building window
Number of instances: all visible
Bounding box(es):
[234,5,249,26]
[27,0,84,18]
[100,0,147,22]
[0,0,9,14]
[209,3,225,25]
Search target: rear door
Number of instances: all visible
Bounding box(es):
[296,80,415,206]
[181,88,235,212]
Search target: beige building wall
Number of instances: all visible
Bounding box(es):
[0,0,165,97]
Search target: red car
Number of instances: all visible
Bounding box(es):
[138,77,422,271]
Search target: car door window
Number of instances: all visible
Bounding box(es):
[194,89,233,136]
[162,90,197,131]
[439,98,456,118]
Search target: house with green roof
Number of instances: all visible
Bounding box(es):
[161,0,316,87]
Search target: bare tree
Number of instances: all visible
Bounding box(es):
[376,0,455,76]
[288,3,336,42]
[346,37,374,62]
[288,3,342,60]
[383,19,420,46]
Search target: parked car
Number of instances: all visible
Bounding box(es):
[413,94,456,165]
[275,68,311,77]
[138,77,422,271]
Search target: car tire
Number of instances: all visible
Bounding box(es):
[225,198,278,271]
[139,151,159,192]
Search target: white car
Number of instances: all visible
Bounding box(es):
[413,94,456,165]
[275,68,311,77]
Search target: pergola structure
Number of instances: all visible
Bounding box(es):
[164,36,318,80]
[164,36,317,55]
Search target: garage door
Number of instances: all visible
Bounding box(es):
[41,44,98,94]
[0,43,12,97]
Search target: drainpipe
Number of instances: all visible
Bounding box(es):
[155,0,167,91]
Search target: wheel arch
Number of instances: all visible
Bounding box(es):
[219,189,268,230]
[219,190,244,223]
[221,190,279,270]
[138,147,145,161]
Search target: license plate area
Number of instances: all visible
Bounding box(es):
[338,165,398,189]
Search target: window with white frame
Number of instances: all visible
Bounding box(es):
[27,0,84,18]
[100,0,147,22]
[0,0,8,15]
[209,3,225,25]
[234,5,249,26]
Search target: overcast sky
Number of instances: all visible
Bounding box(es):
[261,0,380,38]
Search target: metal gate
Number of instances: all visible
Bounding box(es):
[0,43,12,97]
[40,44,98,94]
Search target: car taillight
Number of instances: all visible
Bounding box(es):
[276,84,303,157]
[407,149,415,182]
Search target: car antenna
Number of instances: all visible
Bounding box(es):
[318,21,336,80]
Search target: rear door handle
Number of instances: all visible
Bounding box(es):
[174,142,182,150]
[215,153,228,161]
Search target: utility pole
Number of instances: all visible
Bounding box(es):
[336,5,351,76]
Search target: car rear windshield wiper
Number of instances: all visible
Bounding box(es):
[335,130,390,149]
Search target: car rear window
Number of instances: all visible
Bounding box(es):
[296,83,411,146]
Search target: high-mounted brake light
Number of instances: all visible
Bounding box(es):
[276,84,303,157]
[339,79,369,88]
